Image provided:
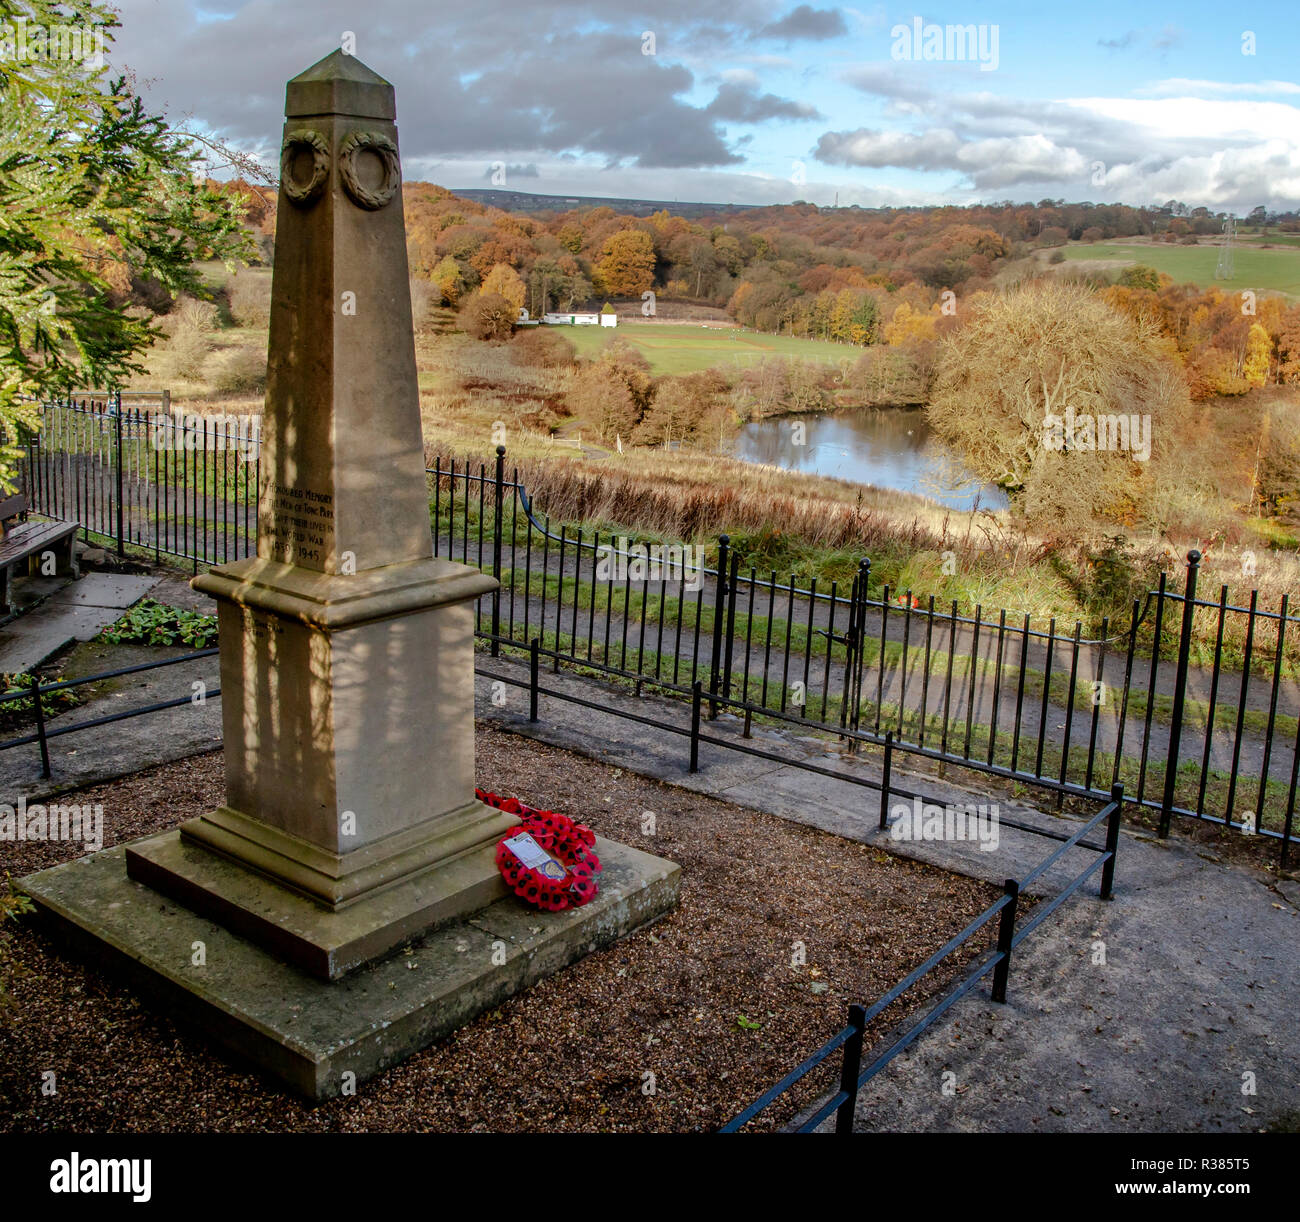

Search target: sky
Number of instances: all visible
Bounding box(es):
[105,0,1300,212]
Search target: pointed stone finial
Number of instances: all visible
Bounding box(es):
[286,49,396,120]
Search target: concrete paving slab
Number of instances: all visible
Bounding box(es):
[834,834,1299,1133]
[468,659,1300,1132]
[147,572,217,613]
[0,610,79,676]
[50,573,155,609]
[474,653,1114,895]
[0,573,157,674]
[11,574,70,606]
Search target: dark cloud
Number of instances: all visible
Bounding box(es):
[108,1,799,170]
[1097,31,1137,51]
[1098,25,1183,53]
[758,5,847,42]
[102,1,1297,210]
[706,80,820,121]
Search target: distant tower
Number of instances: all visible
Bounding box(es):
[1215,216,1236,280]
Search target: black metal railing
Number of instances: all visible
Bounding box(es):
[21,396,260,571]
[720,785,1125,1133]
[17,421,1300,863]
[432,449,1297,865]
[0,648,220,778]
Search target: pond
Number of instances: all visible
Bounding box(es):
[729,407,1009,511]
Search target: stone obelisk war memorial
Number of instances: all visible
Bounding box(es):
[23,50,679,1099]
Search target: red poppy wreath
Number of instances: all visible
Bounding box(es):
[477,788,602,912]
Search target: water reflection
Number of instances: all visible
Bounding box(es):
[730,408,1009,512]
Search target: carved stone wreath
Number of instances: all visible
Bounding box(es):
[338,131,401,210]
[280,130,330,207]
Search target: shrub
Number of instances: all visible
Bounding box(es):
[160,296,218,381]
[211,345,267,394]
[457,290,516,341]
[228,269,271,328]
[512,327,575,369]
[634,369,730,446]
[0,671,80,731]
[1257,401,1300,521]
[163,329,211,382]
[1117,265,1160,292]
[928,278,1193,533]
[409,276,437,333]
[99,599,218,648]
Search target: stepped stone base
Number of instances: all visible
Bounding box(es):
[124,819,516,980]
[22,837,680,1100]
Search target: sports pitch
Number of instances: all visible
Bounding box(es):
[1059,241,1300,297]
[556,321,856,374]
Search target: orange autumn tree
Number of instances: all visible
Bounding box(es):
[595,229,656,297]
[1243,323,1273,387]
[480,263,527,312]
[1277,305,1300,385]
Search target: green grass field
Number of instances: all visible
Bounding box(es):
[1059,242,1300,297]
[554,321,858,374]
[1239,231,1300,249]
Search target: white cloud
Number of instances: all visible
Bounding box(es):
[1065,96,1300,144]
[1138,78,1300,97]
[815,127,961,170]
[956,134,1089,189]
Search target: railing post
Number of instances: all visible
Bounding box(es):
[840,564,862,749]
[834,1003,867,1135]
[708,535,729,718]
[1159,550,1200,838]
[113,389,125,558]
[878,730,894,831]
[491,445,504,658]
[30,675,51,779]
[529,637,539,722]
[991,878,1019,1003]
[722,553,739,706]
[689,680,702,773]
[852,557,870,739]
[1101,782,1124,900]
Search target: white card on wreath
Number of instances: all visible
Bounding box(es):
[502,832,553,870]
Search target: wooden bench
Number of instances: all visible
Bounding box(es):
[0,494,80,613]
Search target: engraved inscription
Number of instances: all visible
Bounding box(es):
[268,484,335,565]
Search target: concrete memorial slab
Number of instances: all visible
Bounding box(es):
[23,49,679,1099]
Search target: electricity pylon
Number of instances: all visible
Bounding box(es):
[1215,216,1236,280]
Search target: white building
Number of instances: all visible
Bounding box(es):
[542,304,618,328]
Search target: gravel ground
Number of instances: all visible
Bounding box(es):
[1,725,999,1133]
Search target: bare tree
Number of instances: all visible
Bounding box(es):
[928,280,1194,532]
